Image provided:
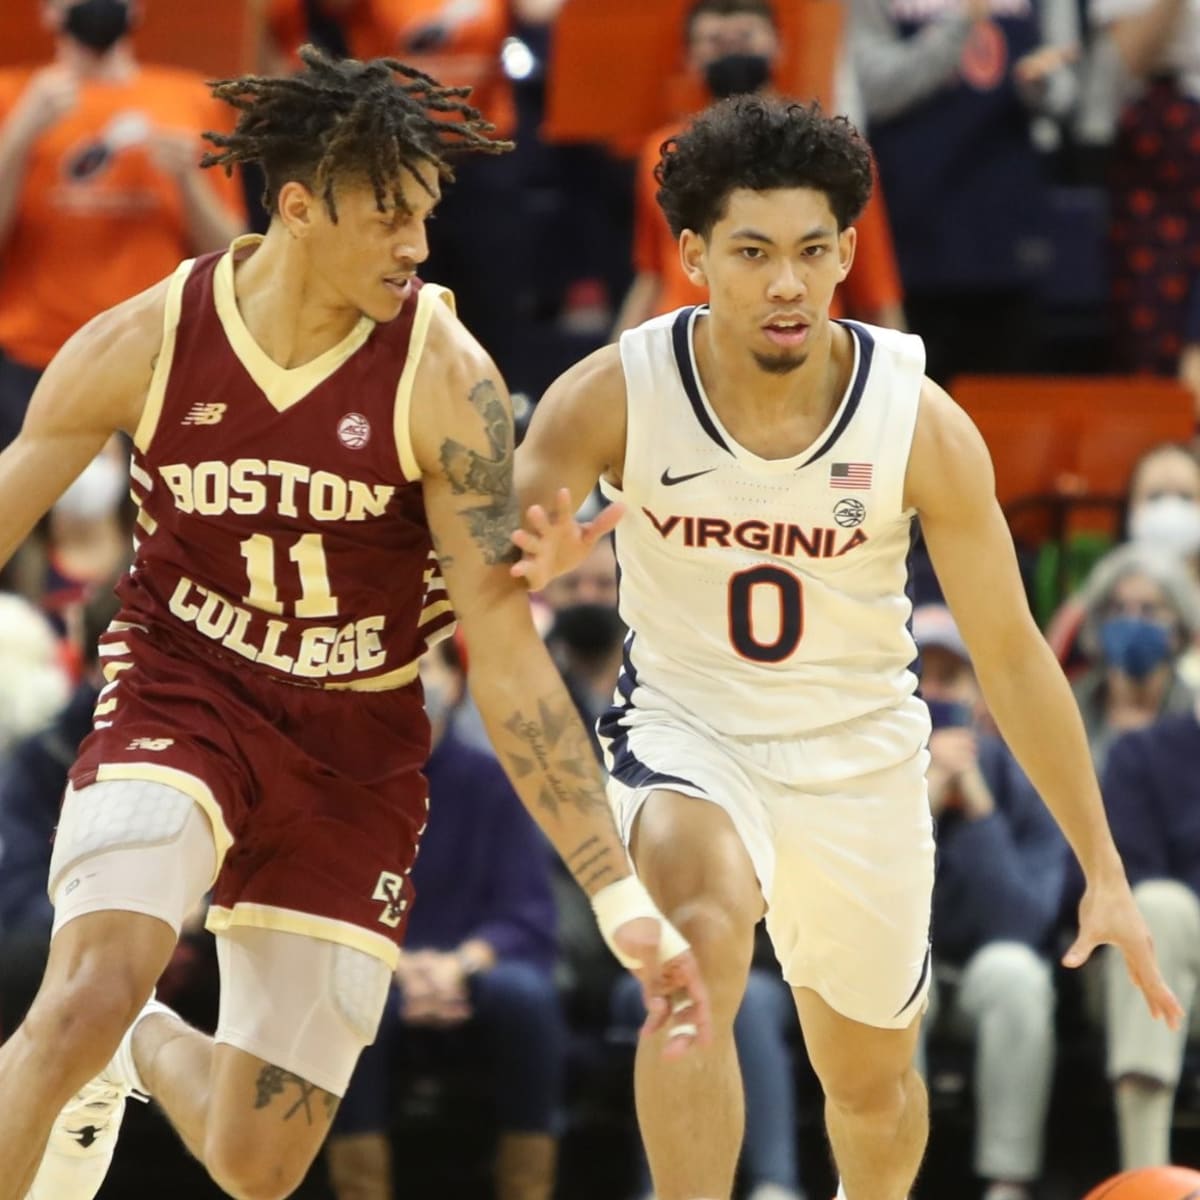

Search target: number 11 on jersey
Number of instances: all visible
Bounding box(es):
[240,533,338,618]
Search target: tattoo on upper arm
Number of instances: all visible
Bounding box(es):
[252,1064,338,1125]
[438,379,521,566]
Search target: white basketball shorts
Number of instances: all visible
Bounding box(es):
[601,697,934,1030]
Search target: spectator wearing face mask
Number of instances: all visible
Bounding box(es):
[913,605,1065,1200]
[1047,442,1200,682]
[325,638,565,1200]
[0,0,247,454]
[611,0,906,338]
[1124,443,1200,585]
[1098,692,1200,1171]
[1071,543,1200,773]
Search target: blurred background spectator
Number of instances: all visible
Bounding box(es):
[1089,0,1200,406]
[0,593,71,764]
[1099,695,1200,1172]
[913,605,1066,1200]
[612,0,906,339]
[1069,542,1200,771]
[852,0,1079,384]
[325,641,565,1200]
[0,580,116,1036]
[0,0,246,454]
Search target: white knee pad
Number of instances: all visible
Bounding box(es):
[215,926,393,1097]
[49,781,217,939]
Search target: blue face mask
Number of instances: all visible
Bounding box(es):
[1098,616,1172,681]
[923,697,973,730]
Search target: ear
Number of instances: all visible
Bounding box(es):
[680,229,708,289]
[836,225,857,283]
[277,180,319,238]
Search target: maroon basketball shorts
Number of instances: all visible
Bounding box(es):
[69,625,431,966]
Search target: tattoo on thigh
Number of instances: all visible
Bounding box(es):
[252,1064,336,1126]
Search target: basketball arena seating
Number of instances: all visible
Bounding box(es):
[952,375,1196,623]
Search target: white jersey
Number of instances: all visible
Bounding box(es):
[599,306,925,739]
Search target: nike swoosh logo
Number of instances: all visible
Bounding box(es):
[660,467,717,487]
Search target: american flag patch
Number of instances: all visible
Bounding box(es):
[830,462,872,489]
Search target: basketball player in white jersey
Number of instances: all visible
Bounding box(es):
[512,95,1183,1200]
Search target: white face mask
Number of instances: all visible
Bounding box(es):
[1129,495,1200,558]
[54,455,127,520]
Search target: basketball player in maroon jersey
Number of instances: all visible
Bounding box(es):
[0,47,707,1200]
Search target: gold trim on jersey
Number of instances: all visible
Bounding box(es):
[205,902,401,969]
[94,762,233,888]
[214,235,376,413]
[134,259,194,453]
[323,657,419,692]
[392,283,456,480]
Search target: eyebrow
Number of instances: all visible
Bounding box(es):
[728,226,836,245]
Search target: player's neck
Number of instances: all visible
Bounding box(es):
[697,314,847,426]
[230,228,366,369]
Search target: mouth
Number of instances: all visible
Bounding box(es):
[383,276,411,302]
[761,316,809,348]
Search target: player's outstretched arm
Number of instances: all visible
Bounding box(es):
[909,379,1183,1029]
[510,345,629,590]
[410,312,709,1055]
[0,280,166,572]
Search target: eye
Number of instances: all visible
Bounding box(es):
[803,244,829,257]
[739,246,764,260]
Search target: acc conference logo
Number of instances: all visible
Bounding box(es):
[833,498,866,528]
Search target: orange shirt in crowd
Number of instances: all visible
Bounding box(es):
[0,66,243,370]
[267,0,514,135]
[633,119,904,322]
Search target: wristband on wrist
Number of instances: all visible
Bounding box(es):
[590,874,690,968]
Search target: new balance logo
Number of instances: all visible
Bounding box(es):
[181,403,227,426]
[373,871,409,927]
[126,737,174,752]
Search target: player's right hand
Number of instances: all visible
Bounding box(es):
[510,487,625,591]
[612,916,712,1062]
[12,66,80,142]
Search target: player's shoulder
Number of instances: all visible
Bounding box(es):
[418,285,498,390]
[545,342,627,412]
[906,374,994,512]
[34,271,181,438]
[68,273,175,370]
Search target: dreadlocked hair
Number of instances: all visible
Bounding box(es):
[201,44,512,221]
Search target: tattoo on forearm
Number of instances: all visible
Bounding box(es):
[501,697,611,823]
[252,1064,336,1126]
[438,379,521,566]
[567,835,616,890]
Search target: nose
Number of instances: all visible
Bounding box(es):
[766,259,806,302]
[395,221,429,266]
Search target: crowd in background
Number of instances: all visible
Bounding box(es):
[2,2,1200,1199]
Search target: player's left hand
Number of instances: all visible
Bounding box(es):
[510,488,625,591]
[1063,875,1184,1030]
[612,916,712,1062]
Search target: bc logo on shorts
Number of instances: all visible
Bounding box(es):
[372,871,408,927]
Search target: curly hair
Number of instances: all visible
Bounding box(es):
[655,95,873,238]
[201,45,512,221]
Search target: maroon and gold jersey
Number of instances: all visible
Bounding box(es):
[118,237,453,691]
